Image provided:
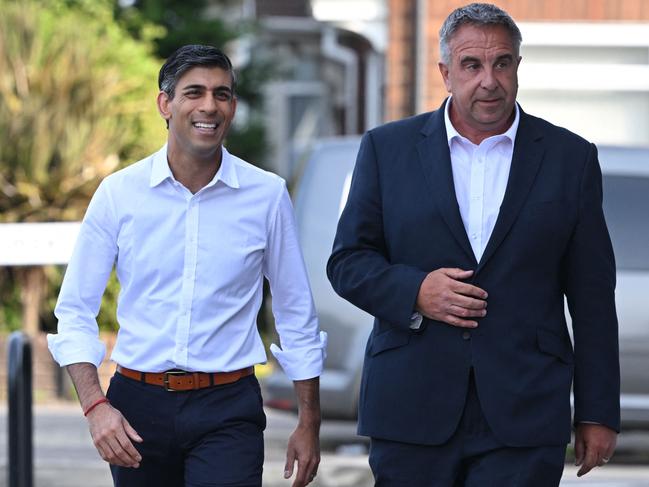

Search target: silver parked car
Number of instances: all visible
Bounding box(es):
[262,137,649,428]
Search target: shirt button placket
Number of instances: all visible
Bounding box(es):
[175,195,200,367]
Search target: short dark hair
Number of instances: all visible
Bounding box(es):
[439,3,522,64]
[158,44,236,99]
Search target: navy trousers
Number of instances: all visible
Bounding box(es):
[369,371,566,487]
[105,371,266,487]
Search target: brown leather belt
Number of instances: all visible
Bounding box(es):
[116,365,254,392]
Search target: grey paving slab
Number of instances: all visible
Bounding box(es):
[0,405,648,487]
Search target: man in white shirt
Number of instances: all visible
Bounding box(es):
[327,3,619,486]
[48,44,326,487]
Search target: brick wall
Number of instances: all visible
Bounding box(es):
[386,0,417,121]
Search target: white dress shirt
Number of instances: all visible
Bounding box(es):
[445,98,520,261]
[48,145,326,381]
[410,100,520,329]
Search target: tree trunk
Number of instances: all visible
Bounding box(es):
[17,266,46,337]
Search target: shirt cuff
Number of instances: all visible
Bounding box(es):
[47,331,106,368]
[409,312,423,330]
[269,331,328,381]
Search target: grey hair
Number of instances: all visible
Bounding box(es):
[158,44,236,99]
[439,3,522,64]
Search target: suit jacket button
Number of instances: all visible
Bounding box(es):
[462,331,471,340]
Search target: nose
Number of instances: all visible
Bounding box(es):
[200,95,218,113]
[480,67,498,91]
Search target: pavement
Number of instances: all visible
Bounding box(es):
[0,404,648,486]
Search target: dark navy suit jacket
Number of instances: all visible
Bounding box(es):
[327,101,620,447]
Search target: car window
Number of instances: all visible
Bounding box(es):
[603,175,649,271]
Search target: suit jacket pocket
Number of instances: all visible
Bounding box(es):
[369,327,411,357]
[536,329,574,364]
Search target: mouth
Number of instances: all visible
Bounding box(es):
[192,121,219,132]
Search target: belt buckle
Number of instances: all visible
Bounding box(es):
[163,370,186,392]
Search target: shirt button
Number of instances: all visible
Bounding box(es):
[471,234,477,240]
[462,331,471,340]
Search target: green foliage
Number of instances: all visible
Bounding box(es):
[0,269,22,332]
[97,271,121,332]
[0,0,166,223]
[0,0,165,331]
[116,0,241,58]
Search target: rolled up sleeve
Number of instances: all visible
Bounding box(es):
[264,182,327,381]
[48,180,117,368]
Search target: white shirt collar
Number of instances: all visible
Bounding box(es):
[444,96,520,148]
[149,144,240,189]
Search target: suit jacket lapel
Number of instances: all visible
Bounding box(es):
[416,105,477,266]
[477,110,545,271]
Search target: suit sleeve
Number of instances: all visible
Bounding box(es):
[564,143,620,432]
[326,131,428,329]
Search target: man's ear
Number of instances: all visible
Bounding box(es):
[156,91,171,123]
[438,62,452,93]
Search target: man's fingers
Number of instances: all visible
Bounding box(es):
[451,280,488,300]
[416,268,488,328]
[107,436,139,467]
[445,314,478,328]
[97,438,132,467]
[88,406,141,468]
[577,447,598,477]
[447,303,485,320]
[115,430,142,465]
[453,293,488,311]
[284,448,296,479]
[443,268,474,280]
[574,433,585,466]
[574,423,617,476]
[293,456,319,487]
[123,418,143,443]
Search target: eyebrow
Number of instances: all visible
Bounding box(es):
[459,56,481,65]
[459,53,514,64]
[181,84,233,94]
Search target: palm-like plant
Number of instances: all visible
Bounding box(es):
[0,0,166,334]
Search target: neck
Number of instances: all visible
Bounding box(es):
[166,143,223,194]
[449,103,515,145]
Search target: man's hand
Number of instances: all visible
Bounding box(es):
[66,363,143,468]
[87,401,143,468]
[416,268,488,327]
[284,377,321,486]
[284,422,320,487]
[575,423,617,477]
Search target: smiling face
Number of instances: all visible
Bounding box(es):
[438,24,521,144]
[157,66,236,163]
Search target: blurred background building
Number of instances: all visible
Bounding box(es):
[386,0,649,147]
[226,0,649,178]
[239,0,385,178]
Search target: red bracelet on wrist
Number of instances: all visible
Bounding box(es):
[83,397,109,416]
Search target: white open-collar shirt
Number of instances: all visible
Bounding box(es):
[445,98,520,261]
[48,145,326,381]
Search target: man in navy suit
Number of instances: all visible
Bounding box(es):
[327,3,619,485]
